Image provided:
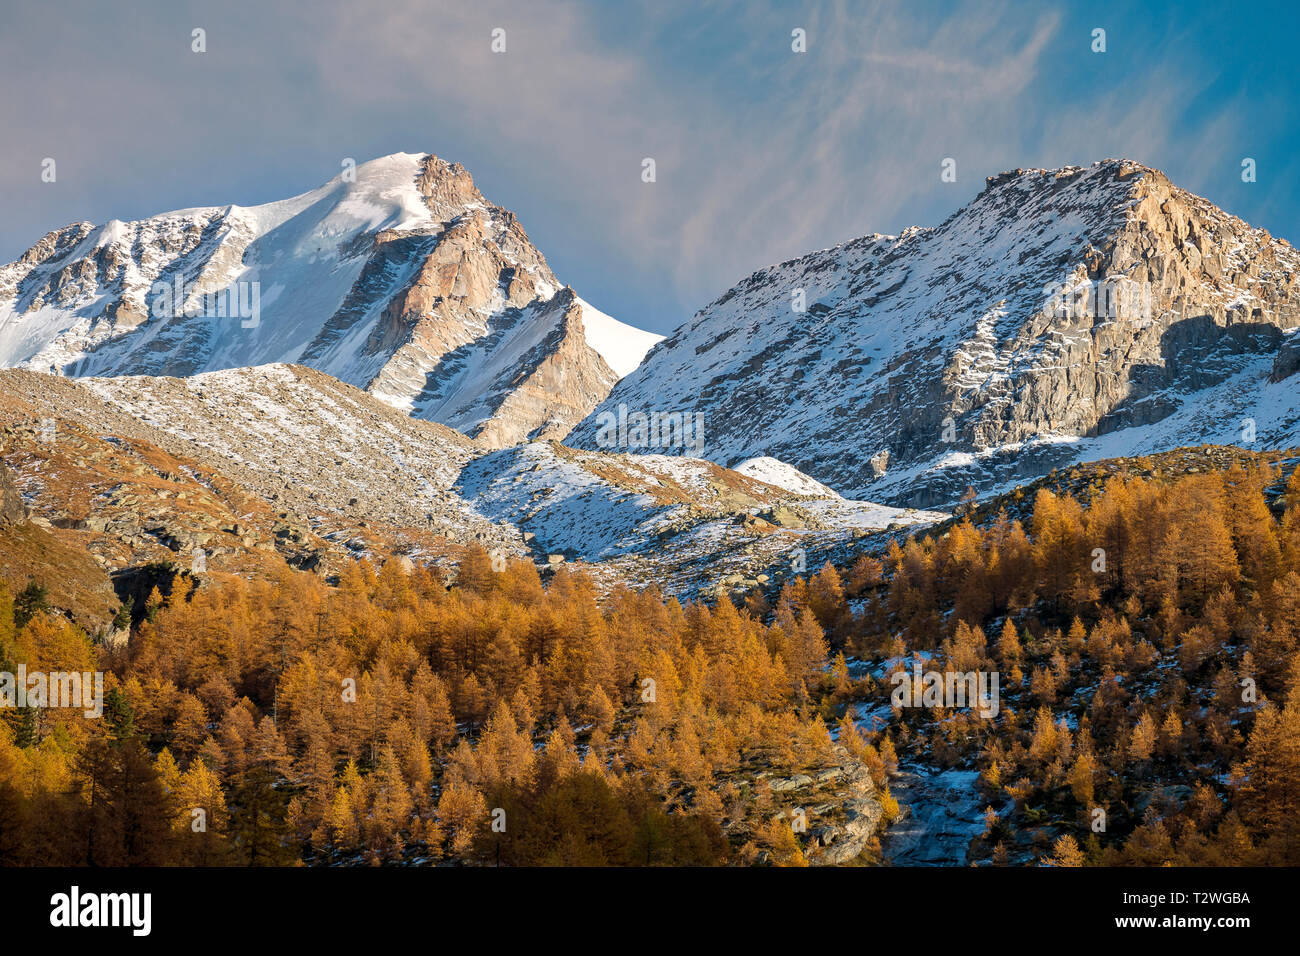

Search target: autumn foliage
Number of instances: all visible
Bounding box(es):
[2,459,1299,866]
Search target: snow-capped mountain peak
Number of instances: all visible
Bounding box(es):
[0,151,660,446]
[569,159,1300,505]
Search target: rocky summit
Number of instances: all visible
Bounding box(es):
[569,160,1300,506]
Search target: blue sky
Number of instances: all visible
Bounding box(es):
[2,0,1296,335]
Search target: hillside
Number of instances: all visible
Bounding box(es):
[0,366,941,601]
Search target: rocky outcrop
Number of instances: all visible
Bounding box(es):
[749,744,886,866]
[1273,329,1300,383]
[0,457,25,525]
[571,160,1300,506]
[467,291,622,448]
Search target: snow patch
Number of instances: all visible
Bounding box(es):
[732,456,840,497]
[576,297,663,378]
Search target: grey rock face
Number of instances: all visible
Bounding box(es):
[756,746,886,866]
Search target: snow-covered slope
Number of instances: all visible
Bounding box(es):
[1,364,944,597]
[6,362,520,551]
[455,440,944,595]
[456,441,804,560]
[732,456,840,498]
[0,152,659,446]
[576,296,663,378]
[569,160,1300,506]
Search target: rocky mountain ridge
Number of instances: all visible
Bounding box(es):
[570,159,1300,506]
